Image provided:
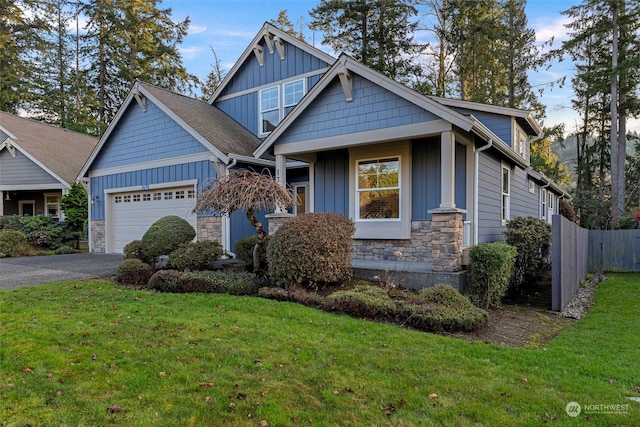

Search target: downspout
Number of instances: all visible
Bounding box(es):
[223,158,237,258]
[474,139,493,245]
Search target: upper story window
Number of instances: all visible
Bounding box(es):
[515,129,527,158]
[259,78,305,135]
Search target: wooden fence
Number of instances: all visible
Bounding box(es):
[551,215,589,311]
[588,229,640,272]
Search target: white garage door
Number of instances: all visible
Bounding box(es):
[109,186,197,253]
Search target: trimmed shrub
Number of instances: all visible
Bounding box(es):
[54,245,76,255]
[504,217,551,290]
[288,285,326,308]
[399,285,489,332]
[325,286,397,319]
[141,216,196,261]
[5,215,67,249]
[147,270,183,293]
[123,240,154,265]
[169,240,224,271]
[468,242,517,309]
[234,235,269,272]
[116,259,154,288]
[147,270,258,295]
[258,287,291,301]
[267,212,355,287]
[0,230,31,257]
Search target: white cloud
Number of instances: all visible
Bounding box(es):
[180,46,206,60]
[533,15,572,49]
[189,24,207,34]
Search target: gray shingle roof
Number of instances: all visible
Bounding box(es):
[139,82,264,158]
[0,111,98,185]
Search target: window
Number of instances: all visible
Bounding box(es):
[528,179,535,194]
[44,194,60,219]
[259,79,305,135]
[175,190,185,199]
[349,142,410,239]
[357,158,400,220]
[133,194,141,202]
[114,195,122,204]
[143,193,151,202]
[124,195,131,203]
[501,166,510,224]
[187,189,195,199]
[515,130,527,158]
[153,192,162,201]
[541,188,547,219]
[164,192,173,200]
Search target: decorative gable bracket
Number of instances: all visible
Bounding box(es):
[338,67,353,102]
[262,33,285,61]
[4,141,16,157]
[133,88,147,112]
[253,44,264,67]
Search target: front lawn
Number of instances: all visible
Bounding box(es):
[1,274,638,426]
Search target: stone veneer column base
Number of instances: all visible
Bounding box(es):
[90,220,106,254]
[266,212,295,235]
[428,208,465,272]
[197,216,223,243]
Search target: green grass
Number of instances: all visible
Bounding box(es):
[1,274,639,426]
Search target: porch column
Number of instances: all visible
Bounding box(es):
[275,154,287,187]
[440,131,456,209]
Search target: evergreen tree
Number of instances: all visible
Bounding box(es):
[529,126,571,186]
[201,46,227,100]
[310,0,420,82]
[269,9,305,41]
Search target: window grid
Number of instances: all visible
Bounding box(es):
[356,157,400,221]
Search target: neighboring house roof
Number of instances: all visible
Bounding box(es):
[208,22,336,104]
[79,81,266,178]
[253,53,529,168]
[0,111,98,186]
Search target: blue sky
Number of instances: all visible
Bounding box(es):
[164,0,639,135]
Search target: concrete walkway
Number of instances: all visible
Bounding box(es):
[0,253,123,290]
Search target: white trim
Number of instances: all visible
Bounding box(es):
[258,78,306,137]
[309,162,315,213]
[293,182,309,215]
[44,192,61,219]
[274,120,452,156]
[88,152,213,178]
[227,153,275,167]
[1,183,67,191]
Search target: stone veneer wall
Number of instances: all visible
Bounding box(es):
[265,212,295,235]
[197,216,223,242]
[91,220,105,254]
[352,220,433,262]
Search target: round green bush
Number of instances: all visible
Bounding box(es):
[267,213,355,287]
[141,216,196,261]
[147,270,183,293]
[123,240,153,265]
[325,286,397,319]
[116,258,154,287]
[168,240,224,271]
[504,216,551,290]
[0,230,31,257]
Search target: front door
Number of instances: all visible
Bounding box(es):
[19,201,35,216]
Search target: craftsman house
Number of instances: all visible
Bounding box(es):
[80,23,563,279]
[0,111,97,220]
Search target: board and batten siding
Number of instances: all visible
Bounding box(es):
[217,41,331,97]
[477,150,504,243]
[91,101,209,170]
[0,149,61,186]
[411,138,440,220]
[313,150,349,216]
[90,160,217,221]
[276,76,439,145]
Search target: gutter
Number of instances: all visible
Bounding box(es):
[474,139,493,246]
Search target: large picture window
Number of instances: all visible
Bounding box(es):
[259,79,305,135]
[357,157,400,220]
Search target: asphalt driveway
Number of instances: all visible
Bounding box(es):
[0,253,123,290]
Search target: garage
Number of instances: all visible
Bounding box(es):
[107,185,197,253]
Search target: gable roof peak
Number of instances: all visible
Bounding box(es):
[208,22,336,104]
